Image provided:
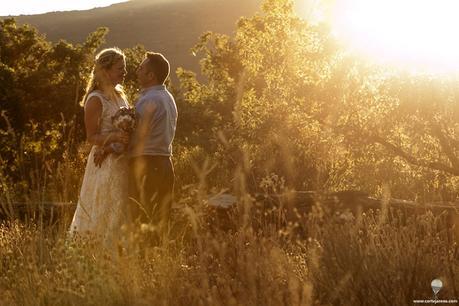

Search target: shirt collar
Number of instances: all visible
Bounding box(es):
[140,84,166,95]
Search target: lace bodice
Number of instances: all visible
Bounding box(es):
[85,90,128,134]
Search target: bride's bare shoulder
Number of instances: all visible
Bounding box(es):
[84,95,103,113]
[84,91,104,108]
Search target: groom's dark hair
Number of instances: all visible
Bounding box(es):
[146,52,170,84]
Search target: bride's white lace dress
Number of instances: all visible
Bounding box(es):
[69,90,130,248]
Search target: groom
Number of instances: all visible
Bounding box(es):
[129,52,178,233]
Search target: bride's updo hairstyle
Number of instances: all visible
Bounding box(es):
[81,47,126,106]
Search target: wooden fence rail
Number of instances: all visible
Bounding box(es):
[1,191,458,231]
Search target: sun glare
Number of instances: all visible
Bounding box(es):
[331,0,459,73]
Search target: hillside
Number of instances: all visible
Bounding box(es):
[4,0,262,77]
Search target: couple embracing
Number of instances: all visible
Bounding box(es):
[69,47,178,248]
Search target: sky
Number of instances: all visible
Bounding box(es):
[0,0,128,16]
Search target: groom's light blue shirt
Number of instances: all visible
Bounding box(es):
[130,85,177,157]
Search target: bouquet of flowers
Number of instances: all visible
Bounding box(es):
[94,107,136,167]
[112,107,136,135]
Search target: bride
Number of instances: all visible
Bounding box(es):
[69,47,130,248]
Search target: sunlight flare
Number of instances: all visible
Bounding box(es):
[331,0,459,72]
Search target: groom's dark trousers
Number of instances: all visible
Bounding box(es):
[129,155,174,228]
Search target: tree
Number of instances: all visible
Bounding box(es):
[177,0,340,190]
[0,19,108,130]
[177,0,459,200]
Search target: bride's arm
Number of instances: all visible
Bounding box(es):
[85,96,128,146]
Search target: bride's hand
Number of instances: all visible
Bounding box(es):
[94,147,109,167]
[108,131,129,144]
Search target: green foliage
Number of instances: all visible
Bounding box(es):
[0,115,84,203]
[325,62,459,200]
[176,0,459,200]
[177,0,343,190]
[0,19,109,128]
[122,44,147,103]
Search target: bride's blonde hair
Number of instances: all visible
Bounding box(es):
[81,47,127,106]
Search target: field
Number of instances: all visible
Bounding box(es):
[1,208,457,305]
[0,152,458,305]
[2,0,459,304]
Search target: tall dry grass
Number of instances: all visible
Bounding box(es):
[1,193,458,305]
